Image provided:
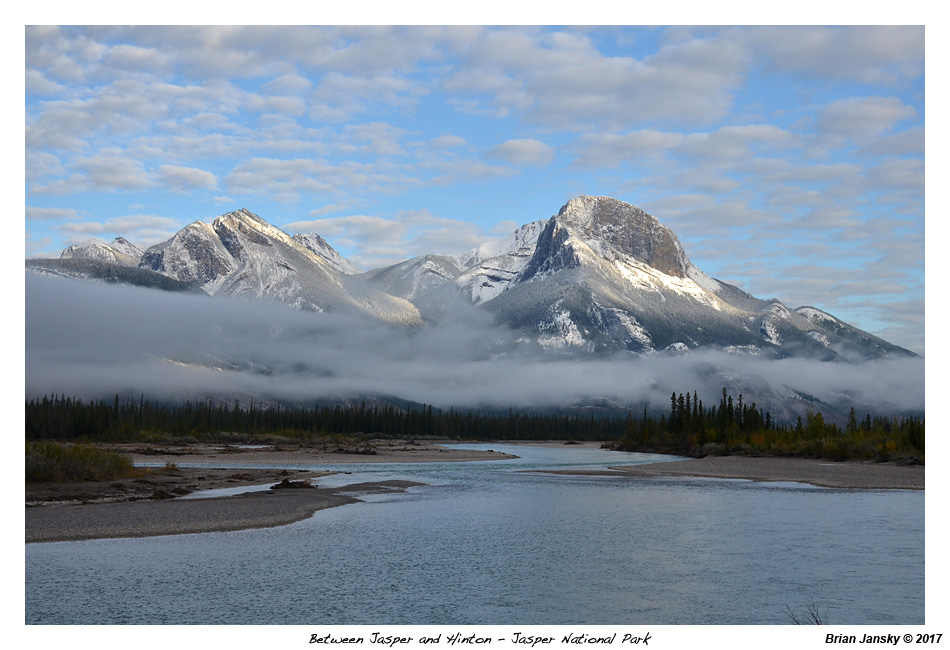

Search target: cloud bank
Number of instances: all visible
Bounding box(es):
[26,276,924,423]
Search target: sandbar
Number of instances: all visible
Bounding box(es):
[537,454,924,490]
[111,439,516,465]
[26,479,424,543]
[25,441,515,543]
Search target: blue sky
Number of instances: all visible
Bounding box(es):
[23,24,926,354]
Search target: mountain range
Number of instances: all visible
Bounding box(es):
[28,195,915,363]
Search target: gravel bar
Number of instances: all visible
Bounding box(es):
[26,480,423,543]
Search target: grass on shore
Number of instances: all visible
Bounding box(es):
[26,441,136,482]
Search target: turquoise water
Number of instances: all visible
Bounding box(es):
[25,444,924,624]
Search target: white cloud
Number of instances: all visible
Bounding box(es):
[445,28,749,130]
[421,157,515,186]
[262,73,313,94]
[224,157,419,204]
[58,214,181,246]
[308,72,427,122]
[26,77,235,152]
[26,206,83,221]
[225,158,338,201]
[816,96,918,142]
[128,132,257,162]
[25,152,66,186]
[25,26,107,84]
[284,214,411,267]
[732,26,924,85]
[307,199,368,216]
[25,233,54,257]
[342,122,410,157]
[867,158,924,192]
[859,127,924,158]
[245,93,308,116]
[423,135,468,149]
[285,210,499,269]
[102,43,171,74]
[157,165,218,192]
[678,124,795,162]
[25,68,66,95]
[568,124,794,181]
[570,130,685,167]
[74,154,153,192]
[486,139,554,167]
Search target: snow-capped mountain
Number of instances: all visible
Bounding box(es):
[138,208,421,324]
[30,198,914,361]
[456,220,549,304]
[364,196,914,360]
[293,233,363,275]
[358,254,466,321]
[356,220,549,322]
[60,236,145,267]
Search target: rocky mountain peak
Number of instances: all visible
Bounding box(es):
[293,233,363,275]
[60,238,142,267]
[109,237,144,259]
[37,198,916,362]
[554,195,690,277]
[139,220,235,289]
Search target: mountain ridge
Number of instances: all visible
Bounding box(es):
[28,197,916,361]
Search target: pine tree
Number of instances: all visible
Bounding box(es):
[847,407,858,434]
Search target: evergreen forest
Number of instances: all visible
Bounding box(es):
[25,389,924,464]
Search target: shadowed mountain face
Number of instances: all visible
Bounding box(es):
[30,198,915,361]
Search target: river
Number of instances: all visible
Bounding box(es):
[25,443,924,624]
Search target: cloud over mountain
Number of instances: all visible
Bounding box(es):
[25,273,923,422]
[26,196,922,423]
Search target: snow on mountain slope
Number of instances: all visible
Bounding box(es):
[360,254,463,302]
[794,305,908,360]
[39,198,915,361]
[455,196,913,359]
[357,254,464,322]
[460,197,751,352]
[455,220,547,304]
[547,195,691,277]
[458,220,546,268]
[109,237,145,260]
[353,195,914,359]
[140,209,421,324]
[293,233,363,275]
[61,237,144,267]
[140,220,236,293]
[359,220,548,319]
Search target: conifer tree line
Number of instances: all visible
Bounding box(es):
[24,394,620,442]
[616,388,923,462]
[25,389,923,462]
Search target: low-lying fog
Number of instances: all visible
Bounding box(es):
[26,275,924,421]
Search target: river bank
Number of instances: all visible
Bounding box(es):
[537,454,924,490]
[25,440,516,542]
[26,478,424,543]
[26,441,923,543]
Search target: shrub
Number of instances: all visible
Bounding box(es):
[26,441,135,482]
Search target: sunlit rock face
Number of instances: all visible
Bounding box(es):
[140,209,422,325]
